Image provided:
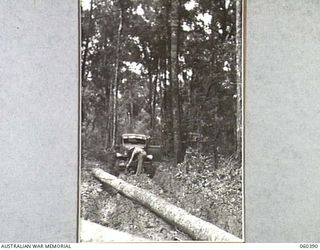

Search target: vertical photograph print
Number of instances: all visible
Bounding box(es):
[80,0,243,242]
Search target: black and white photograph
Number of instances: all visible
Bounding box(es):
[80,0,243,242]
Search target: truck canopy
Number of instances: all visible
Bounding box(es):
[121,134,150,140]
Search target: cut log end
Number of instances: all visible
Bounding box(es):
[80,219,150,242]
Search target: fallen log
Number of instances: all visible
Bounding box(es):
[92,168,242,242]
[80,219,150,242]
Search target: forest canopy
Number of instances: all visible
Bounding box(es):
[81,0,242,164]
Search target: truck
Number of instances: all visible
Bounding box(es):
[114,133,161,178]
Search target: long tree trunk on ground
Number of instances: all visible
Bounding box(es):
[80,219,150,242]
[235,0,242,159]
[111,6,123,148]
[81,0,94,82]
[170,0,182,164]
[92,168,241,242]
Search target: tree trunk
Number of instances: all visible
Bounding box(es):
[235,0,242,159]
[81,0,94,82]
[107,84,113,148]
[148,68,153,132]
[209,2,220,165]
[170,0,182,164]
[129,80,134,131]
[80,219,149,242]
[151,62,159,136]
[111,6,123,147]
[150,64,159,137]
[103,56,111,148]
[92,168,241,242]
[161,0,174,156]
[159,60,165,149]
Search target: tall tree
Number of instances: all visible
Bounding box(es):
[170,0,183,164]
[235,0,242,159]
[81,0,94,82]
[111,2,124,147]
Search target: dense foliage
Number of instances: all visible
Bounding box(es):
[81,0,242,240]
[81,0,242,162]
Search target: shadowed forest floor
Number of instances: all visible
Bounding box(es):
[80,151,242,241]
